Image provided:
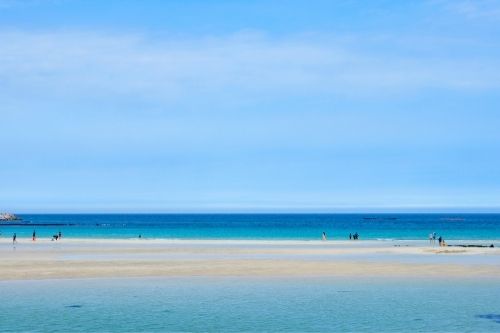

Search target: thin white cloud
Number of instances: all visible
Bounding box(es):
[0,30,498,105]
[444,0,500,20]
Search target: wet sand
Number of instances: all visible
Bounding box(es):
[1,238,499,280]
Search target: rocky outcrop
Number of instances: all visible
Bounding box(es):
[0,213,20,221]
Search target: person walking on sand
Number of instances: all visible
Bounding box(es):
[438,236,443,246]
[32,230,36,241]
[429,233,433,245]
[13,233,17,244]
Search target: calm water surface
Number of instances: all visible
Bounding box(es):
[1,214,500,240]
[0,277,499,332]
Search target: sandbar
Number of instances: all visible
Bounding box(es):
[1,238,499,280]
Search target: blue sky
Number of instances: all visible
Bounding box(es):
[1,0,500,212]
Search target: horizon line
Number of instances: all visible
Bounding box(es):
[10,207,500,215]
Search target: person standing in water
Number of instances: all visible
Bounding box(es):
[32,230,36,241]
[58,231,62,239]
[322,232,327,241]
[13,233,17,244]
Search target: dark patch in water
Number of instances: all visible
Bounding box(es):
[476,314,500,323]
[337,290,354,293]
[65,305,83,308]
[413,318,423,321]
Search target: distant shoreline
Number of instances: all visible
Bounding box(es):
[10,212,500,215]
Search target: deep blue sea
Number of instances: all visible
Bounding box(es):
[1,213,500,240]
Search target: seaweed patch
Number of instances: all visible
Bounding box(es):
[476,314,500,323]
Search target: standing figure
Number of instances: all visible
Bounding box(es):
[33,230,36,241]
[13,233,17,244]
[322,232,327,241]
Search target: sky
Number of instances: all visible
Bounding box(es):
[1,0,500,213]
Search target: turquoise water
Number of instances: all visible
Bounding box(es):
[0,277,499,332]
[2,214,500,240]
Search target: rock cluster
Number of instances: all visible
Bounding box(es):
[0,213,19,221]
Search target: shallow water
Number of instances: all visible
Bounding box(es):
[0,277,499,332]
[2,213,500,240]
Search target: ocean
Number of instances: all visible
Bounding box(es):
[1,277,500,332]
[1,213,500,240]
[2,214,500,332]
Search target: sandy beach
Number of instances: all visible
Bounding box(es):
[1,238,499,280]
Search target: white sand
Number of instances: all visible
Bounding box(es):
[1,238,499,280]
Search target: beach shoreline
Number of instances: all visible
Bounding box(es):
[1,238,499,281]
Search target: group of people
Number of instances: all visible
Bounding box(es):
[52,231,62,241]
[349,232,359,240]
[321,232,360,240]
[11,231,62,244]
[428,232,446,246]
[321,231,445,245]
